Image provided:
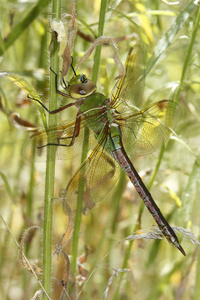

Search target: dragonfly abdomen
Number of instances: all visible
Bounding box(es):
[112,144,186,256]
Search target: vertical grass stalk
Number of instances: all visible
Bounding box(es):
[174,5,200,103]
[114,4,200,298]
[42,0,61,298]
[70,0,107,277]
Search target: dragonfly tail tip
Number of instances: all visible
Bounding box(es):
[178,244,186,256]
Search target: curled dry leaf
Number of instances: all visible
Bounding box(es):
[77,245,89,280]
[54,251,76,298]
[0,215,49,299]
[10,113,38,132]
[77,30,95,43]
[78,245,89,265]
[75,36,126,80]
[53,249,71,298]
[31,290,43,300]
[0,96,37,132]
[0,71,46,127]
[19,226,43,275]
[61,45,72,78]
[77,31,137,44]
[61,250,71,289]
[61,0,77,77]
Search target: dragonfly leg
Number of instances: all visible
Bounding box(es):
[50,67,73,98]
[27,95,76,114]
[33,110,82,150]
[68,110,81,146]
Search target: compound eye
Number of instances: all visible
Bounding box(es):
[69,80,97,99]
[80,74,87,83]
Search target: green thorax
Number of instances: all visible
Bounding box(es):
[80,92,122,151]
[80,92,106,113]
[80,92,107,133]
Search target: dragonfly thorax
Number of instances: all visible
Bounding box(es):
[80,92,107,113]
[103,98,116,125]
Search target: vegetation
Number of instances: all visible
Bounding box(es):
[0,0,200,299]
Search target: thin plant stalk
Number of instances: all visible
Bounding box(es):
[70,131,89,275]
[113,3,200,298]
[138,145,166,227]
[174,5,200,104]
[0,0,49,55]
[113,145,166,299]
[195,188,200,300]
[83,171,126,299]
[92,0,107,84]
[70,0,107,276]
[174,7,200,223]
[42,0,61,298]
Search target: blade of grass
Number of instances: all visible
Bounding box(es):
[82,171,126,299]
[174,4,200,104]
[0,0,49,56]
[111,171,126,234]
[42,1,61,299]
[0,171,15,203]
[138,145,166,237]
[92,0,107,84]
[147,259,185,299]
[195,208,200,300]
[70,0,108,276]
[173,7,200,225]
[0,71,47,128]
[179,151,200,226]
[145,0,199,77]
[113,2,199,298]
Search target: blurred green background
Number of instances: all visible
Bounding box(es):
[0,0,200,299]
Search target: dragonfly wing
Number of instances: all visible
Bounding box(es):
[61,137,120,214]
[22,114,101,161]
[112,46,146,113]
[22,103,110,162]
[120,100,181,156]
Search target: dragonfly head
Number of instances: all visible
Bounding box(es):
[68,74,96,99]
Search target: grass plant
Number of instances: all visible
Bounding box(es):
[0,0,200,299]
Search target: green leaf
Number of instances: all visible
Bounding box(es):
[0,0,49,55]
[0,171,15,203]
[145,1,199,75]
[0,71,47,128]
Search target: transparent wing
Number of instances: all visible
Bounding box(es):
[111,46,146,113]
[22,107,108,161]
[22,119,85,161]
[60,135,120,214]
[119,100,181,156]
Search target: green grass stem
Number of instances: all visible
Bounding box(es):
[0,0,49,56]
[145,0,198,77]
[70,0,107,277]
[113,3,199,297]
[174,5,200,103]
[42,1,61,298]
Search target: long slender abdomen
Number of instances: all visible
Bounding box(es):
[112,145,186,256]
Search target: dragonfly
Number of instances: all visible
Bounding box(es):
[24,46,186,256]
